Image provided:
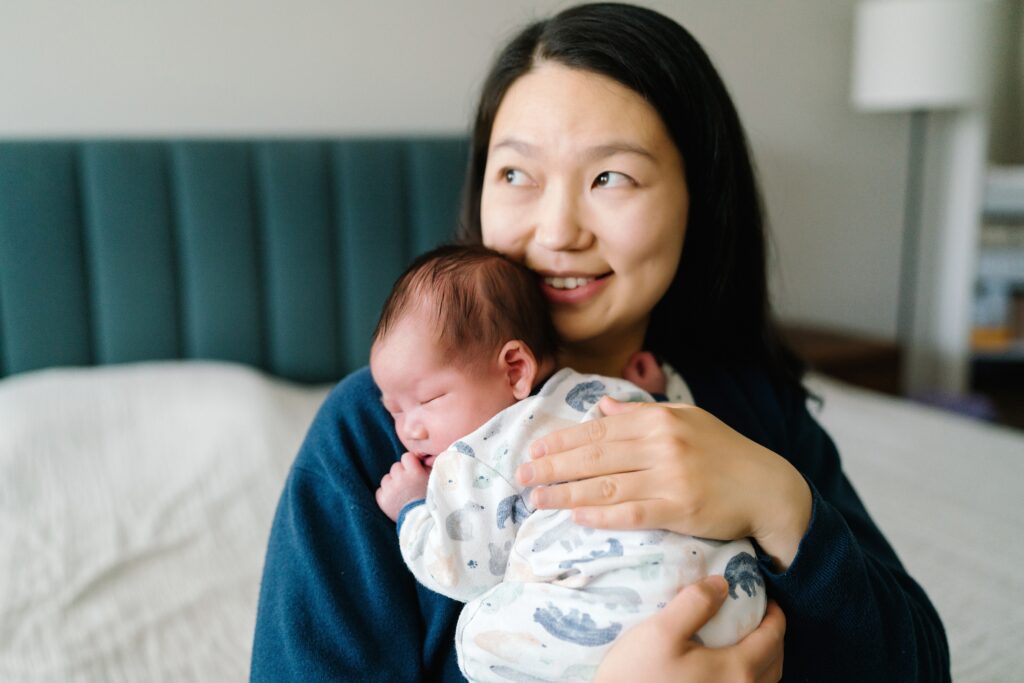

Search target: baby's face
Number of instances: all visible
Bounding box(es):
[370,312,520,462]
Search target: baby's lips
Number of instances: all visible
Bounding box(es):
[412,451,437,467]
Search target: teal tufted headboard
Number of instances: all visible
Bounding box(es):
[0,138,468,383]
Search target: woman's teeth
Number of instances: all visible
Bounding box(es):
[545,276,595,290]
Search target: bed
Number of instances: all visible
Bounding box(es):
[1,139,1022,681]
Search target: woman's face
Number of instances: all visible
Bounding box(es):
[481,62,688,360]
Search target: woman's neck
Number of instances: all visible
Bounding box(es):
[558,328,647,379]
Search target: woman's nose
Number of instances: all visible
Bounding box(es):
[534,186,592,251]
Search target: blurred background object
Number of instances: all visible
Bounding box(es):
[851,0,1002,398]
[1,0,1021,426]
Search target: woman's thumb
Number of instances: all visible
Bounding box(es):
[655,575,729,642]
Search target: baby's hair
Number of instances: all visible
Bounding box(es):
[373,244,559,368]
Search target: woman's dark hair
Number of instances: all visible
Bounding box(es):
[457,2,804,392]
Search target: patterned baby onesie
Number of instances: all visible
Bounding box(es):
[397,368,767,683]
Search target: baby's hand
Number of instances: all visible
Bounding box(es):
[376,452,431,522]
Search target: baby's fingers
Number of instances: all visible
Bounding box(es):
[400,451,425,472]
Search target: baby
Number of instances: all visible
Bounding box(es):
[371,245,766,683]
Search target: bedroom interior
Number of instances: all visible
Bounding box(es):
[1,1,1022,680]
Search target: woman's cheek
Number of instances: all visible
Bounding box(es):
[482,209,529,256]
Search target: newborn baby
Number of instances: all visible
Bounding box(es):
[371,245,766,682]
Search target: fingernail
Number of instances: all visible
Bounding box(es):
[518,463,534,485]
[706,575,728,597]
[531,489,546,507]
[529,442,546,458]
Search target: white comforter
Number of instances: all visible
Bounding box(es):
[0,362,1020,681]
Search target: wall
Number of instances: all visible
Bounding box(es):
[1,0,1018,340]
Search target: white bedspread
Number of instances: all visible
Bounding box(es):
[1,363,1021,681]
[805,375,1024,681]
[0,363,329,682]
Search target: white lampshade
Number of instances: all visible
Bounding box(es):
[851,0,1001,111]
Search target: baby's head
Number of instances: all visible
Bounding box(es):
[370,244,559,459]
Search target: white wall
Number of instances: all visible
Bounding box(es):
[1,0,1017,339]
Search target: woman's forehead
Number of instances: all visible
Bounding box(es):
[493,64,663,145]
[489,63,672,161]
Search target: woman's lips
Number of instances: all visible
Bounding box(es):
[540,273,611,304]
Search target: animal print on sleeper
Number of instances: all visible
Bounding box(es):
[398,368,766,683]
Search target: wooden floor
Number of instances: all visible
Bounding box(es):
[781,324,1024,432]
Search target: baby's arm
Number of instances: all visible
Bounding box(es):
[395,446,524,603]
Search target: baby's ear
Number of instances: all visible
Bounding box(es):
[498,340,539,400]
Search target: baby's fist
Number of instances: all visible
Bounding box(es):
[376,452,431,522]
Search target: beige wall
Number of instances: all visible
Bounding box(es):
[1,0,1018,339]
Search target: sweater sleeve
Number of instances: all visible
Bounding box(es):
[396,448,525,602]
[250,368,463,682]
[762,384,950,682]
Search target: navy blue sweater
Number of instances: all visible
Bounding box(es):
[251,364,949,681]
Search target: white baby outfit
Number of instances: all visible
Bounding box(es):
[397,367,767,683]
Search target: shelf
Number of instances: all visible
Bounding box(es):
[971,326,1024,361]
[984,165,1024,221]
[972,342,1024,362]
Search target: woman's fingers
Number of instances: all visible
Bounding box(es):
[654,576,729,642]
[529,402,687,459]
[597,395,647,415]
[735,600,786,680]
[570,499,679,530]
[518,439,653,486]
[531,471,655,509]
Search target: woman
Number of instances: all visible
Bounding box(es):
[251,4,949,681]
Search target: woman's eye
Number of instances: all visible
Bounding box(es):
[501,168,530,186]
[594,171,633,188]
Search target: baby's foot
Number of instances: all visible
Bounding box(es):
[622,351,666,395]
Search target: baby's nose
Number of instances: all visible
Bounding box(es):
[405,420,428,442]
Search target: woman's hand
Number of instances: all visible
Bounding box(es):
[595,576,786,683]
[516,397,812,571]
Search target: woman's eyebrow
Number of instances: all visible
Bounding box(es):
[491,137,655,163]
[491,137,537,156]
[581,142,656,163]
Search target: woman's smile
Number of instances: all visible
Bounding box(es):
[539,271,612,304]
[481,62,689,374]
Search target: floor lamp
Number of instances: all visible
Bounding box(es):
[851,0,1000,395]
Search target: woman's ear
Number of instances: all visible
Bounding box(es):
[498,340,539,400]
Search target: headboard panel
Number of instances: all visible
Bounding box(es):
[0,138,468,383]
